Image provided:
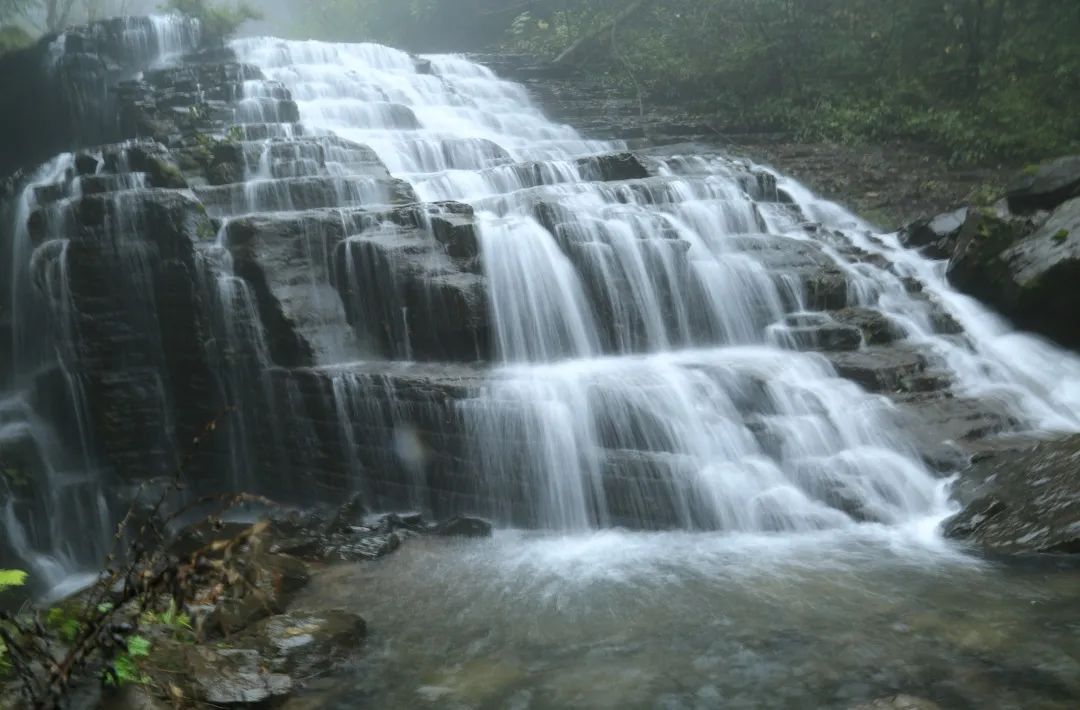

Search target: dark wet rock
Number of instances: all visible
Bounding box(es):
[152,641,294,705]
[891,393,1020,471]
[601,449,701,529]
[1006,155,1080,213]
[438,137,512,169]
[430,206,480,258]
[23,187,225,486]
[944,434,1080,554]
[335,226,489,361]
[830,307,906,345]
[900,207,967,259]
[948,199,1080,349]
[775,316,862,352]
[223,209,355,366]
[211,551,311,635]
[577,152,651,182]
[268,507,492,560]
[824,348,929,393]
[206,140,245,185]
[946,208,1031,295]
[75,152,102,176]
[108,141,189,189]
[242,609,367,677]
[195,175,417,216]
[729,235,850,310]
[432,515,494,538]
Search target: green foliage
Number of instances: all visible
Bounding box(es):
[1,570,27,675]
[141,599,193,634]
[163,0,262,45]
[45,606,82,642]
[104,635,152,687]
[0,569,27,592]
[1053,229,1069,243]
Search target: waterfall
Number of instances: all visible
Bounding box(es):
[5,23,1080,590]
[225,35,1080,532]
[1,19,203,590]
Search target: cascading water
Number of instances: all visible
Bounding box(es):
[225,36,1080,534]
[1,17,203,592]
[3,18,1080,706]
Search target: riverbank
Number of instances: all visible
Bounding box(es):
[727,136,1014,233]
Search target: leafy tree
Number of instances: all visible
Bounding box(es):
[162,0,260,45]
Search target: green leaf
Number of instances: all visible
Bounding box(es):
[0,569,27,592]
[127,635,152,658]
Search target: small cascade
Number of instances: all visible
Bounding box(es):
[1,148,204,585]
[2,155,111,585]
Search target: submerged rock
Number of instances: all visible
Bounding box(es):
[944,434,1080,554]
[432,515,494,538]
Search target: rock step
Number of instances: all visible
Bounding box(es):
[260,364,922,528]
[234,96,302,124]
[336,226,489,362]
[194,175,418,216]
[220,201,482,363]
[823,347,932,393]
[231,122,312,141]
[204,135,392,185]
[392,136,512,171]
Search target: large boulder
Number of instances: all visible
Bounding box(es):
[948,199,1080,349]
[1006,155,1080,213]
[943,434,1080,554]
[576,152,651,182]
